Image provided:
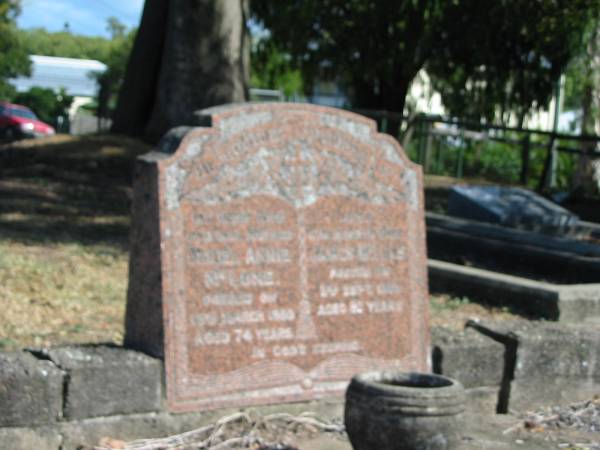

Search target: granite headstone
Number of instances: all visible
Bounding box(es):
[125,103,430,412]
[448,185,579,233]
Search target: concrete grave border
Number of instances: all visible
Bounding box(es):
[429,259,600,321]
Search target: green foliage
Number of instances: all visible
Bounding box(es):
[252,0,600,121]
[0,0,21,23]
[411,128,584,190]
[427,0,600,123]
[252,0,451,112]
[430,295,472,313]
[94,23,136,118]
[465,142,522,183]
[250,38,303,98]
[13,86,73,125]
[18,27,112,61]
[0,0,30,100]
[106,16,127,40]
[564,20,600,124]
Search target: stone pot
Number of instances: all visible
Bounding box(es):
[345,371,465,450]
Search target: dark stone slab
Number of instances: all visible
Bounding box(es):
[427,212,600,285]
[448,185,579,234]
[126,103,430,412]
[46,346,162,420]
[0,352,63,427]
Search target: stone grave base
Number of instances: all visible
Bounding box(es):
[1,322,599,449]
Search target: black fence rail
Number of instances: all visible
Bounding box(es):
[351,109,600,192]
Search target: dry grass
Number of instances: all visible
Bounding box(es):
[0,134,150,351]
[429,294,525,331]
[0,240,127,349]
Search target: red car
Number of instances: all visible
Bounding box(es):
[0,101,55,140]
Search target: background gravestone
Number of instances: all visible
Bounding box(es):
[448,185,579,234]
[126,103,429,412]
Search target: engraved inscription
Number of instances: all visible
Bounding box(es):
[203,292,253,306]
[204,270,278,288]
[187,202,410,366]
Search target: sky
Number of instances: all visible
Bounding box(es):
[17,0,145,37]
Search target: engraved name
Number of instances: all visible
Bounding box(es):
[204,270,277,288]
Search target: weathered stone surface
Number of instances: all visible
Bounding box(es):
[0,426,62,450]
[47,345,162,420]
[448,185,579,234]
[0,352,63,427]
[431,327,504,389]
[466,321,600,412]
[464,386,501,415]
[556,284,600,322]
[126,103,429,412]
[510,323,600,411]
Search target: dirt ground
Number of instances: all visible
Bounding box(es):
[0,135,594,351]
[91,403,600,450]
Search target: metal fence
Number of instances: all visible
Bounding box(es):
[352,109,600,192]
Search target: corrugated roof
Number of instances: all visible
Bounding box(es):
[10,55,107,98]
[30,55,107,71]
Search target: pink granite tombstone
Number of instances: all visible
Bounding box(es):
[125,103,430,412]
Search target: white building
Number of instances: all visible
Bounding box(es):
[10,55,107,117]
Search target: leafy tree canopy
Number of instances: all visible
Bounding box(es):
[252,0,600,121]
[0,0,30,100]
[17,27,113,61]
[250,38,303,98]
[95,21,137,118]
[427,0,600,123]
[252,0,449,114]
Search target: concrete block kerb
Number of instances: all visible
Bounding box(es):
[0,351,64,427]
[428,259,600,322]
[45,345,163,420]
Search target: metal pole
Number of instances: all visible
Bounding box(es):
[520,134,531,186]
[545,74,565,189]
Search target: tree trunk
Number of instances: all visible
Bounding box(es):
[112,0,249,142]
[572,26,600,197]
[111,0,169,137]
[145,0,249,142]
[351,74,410,116]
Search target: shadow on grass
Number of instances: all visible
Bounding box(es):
[0,134,151,249]
[0,217,130,249]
